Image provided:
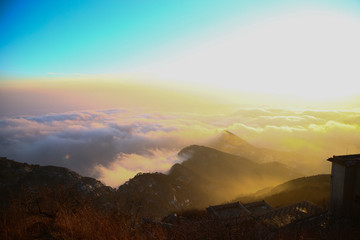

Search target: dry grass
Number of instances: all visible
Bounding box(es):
[0,202,170,240]
[0,186,168,240]
[1,187,359,240]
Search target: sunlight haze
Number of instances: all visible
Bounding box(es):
[1,0,360,187]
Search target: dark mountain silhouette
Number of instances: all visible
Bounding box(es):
[116,171,211,218]
[235,174,330,208]
[0,157,116,211]
[0,143,303,218]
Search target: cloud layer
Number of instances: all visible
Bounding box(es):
[0,109,215,185]
[1,108,359,187]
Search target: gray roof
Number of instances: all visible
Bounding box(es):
[206,200,325,230]
[207,202,251,220]
[256,201,325,229]
[243,200,273,216]
[327,154,360,167]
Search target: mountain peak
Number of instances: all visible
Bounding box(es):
[208,130,253,153]
[224,130,236,136]
[221,130,251,144]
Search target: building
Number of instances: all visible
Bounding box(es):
[257,201,325,230]
[328,154,360,218]
[206,200,324,230]
[243,200,273,216]
[206,201,251,220]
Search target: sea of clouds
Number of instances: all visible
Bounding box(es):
[1,108,359,187]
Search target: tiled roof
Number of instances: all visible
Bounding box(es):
[243,200,273,216]
[207,202,251,220]
[256,201,325,229]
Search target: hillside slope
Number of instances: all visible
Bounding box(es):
[0,157,116,211]
[235,174,330,207]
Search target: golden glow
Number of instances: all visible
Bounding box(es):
[0,78,235,117]
[1,76,360,188]
[133,10,360,101]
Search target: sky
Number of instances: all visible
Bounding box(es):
[1,0,360,98]
[1,0,360,187]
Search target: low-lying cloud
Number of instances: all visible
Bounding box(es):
[0,109,215,185]
[1,108,360,187]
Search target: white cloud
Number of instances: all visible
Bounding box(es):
[1,107,360,187]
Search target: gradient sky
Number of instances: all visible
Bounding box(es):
[1,0,360,106]
[1,1,359,93]
[1,0,258,75]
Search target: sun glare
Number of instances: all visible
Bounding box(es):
[141,10,360,101]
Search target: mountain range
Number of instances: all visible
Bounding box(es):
[0,131,328,219]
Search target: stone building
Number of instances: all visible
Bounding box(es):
[328,154,360,218]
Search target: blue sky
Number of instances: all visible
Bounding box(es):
[0,0,250,76]
[1,0,359,85]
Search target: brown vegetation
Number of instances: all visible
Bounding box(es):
[0,186,166,240]
[1,186,359,239]
[1,189,358,240]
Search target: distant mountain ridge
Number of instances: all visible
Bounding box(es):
[208,130,313,174]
